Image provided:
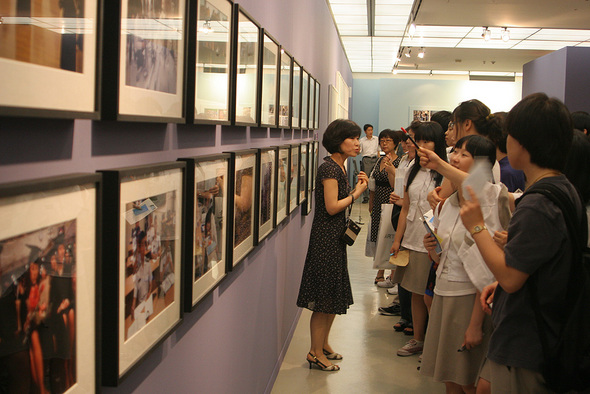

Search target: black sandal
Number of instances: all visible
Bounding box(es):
[403,323,414,336]
[393,319,410,332]
[374,276,385,284]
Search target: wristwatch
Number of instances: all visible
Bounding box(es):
[470,224,487,236]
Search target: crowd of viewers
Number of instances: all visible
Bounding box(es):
[297,95,590,392]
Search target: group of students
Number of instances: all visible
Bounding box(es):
[367,95,590,392]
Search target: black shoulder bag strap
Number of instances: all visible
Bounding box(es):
[524,183,585,359]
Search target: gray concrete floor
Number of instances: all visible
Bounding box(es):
[272,203,445,394]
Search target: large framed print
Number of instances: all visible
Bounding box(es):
[0,173,101,393]
[299,142,307,204]
[193,0,233,124]
[275,145,290,226]
[232,6,260,126]
[100,162,184,385]
[101,0,187,122]
[288,144,300,213]
[314,80,320,129]
[179,154,230,311]
[260,31,280,128]
[303,142,313,216]
[291,61,301,129]
[226,149,257,268]
[255,147,277,244]
[0,1,99,119]
[301,69,309,130]
[278,49,292,129]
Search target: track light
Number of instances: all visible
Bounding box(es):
[199,20,214,34]
[501,27,510,42]
[418,48,424,58]
[409,23,416,37]
[482,27,491,41]
[405,48,411,58]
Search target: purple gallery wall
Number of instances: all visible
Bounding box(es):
[522,46,590,111]
[0,0,352,392]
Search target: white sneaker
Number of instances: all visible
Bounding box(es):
[397,339,424,357]
[377,277,395,288]
[387,284,398,295]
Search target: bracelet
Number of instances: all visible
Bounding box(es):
[349,193,355,204]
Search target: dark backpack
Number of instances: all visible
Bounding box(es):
[524,182,590,393]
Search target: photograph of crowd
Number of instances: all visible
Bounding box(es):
[277,149,289,219]
[299,144,307,201]
[124,0,180,94]
[0,0,86,73]
[234,165,253,247]
[259,151,275,228]
[0,220,77,393]
[194,167,225,280]
[124,191,177,340]
[413,109,434,122]
[289,147,299,209]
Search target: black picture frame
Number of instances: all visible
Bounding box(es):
[0,0,101,119]
[100,162,185,386]
[301,68,310,130]
[254,147,277,244]
[291,60,302,129]
[230,5,261,126]
[278,49,292,129]
[303,141,313,216]
[275,144,290,225]
[312,140,319,191]
[187,0,235,125]
[225,149,258,269]
[288,143,300,212]
[178,154,231,311]
[0,173,102,393]
[101,0,189,122]
[259,30,280,128]
[314,80,321,130]
[308,76,316,130]
[299,142,308,204]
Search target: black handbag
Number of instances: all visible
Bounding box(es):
[341,203,361,246]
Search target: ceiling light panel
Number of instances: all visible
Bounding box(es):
[405,37,462,47]
[456,38,516,49]
[333,15,367,25]
[463,27,538,40]
[511,40,581,50]
[528,29,590,41]
[576,41,590,47]
[337,24,369,35]
[329,4,367,16]
[413,26,473,38]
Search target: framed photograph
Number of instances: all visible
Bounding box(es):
[275,145,290,226]
[288,144,300,213]
[101,0,187,122]
[232,6,260,126]
[0,1,99,119]
[226,149,257,268]
[312,140,319,191]
[278,49,292,129]
[291,60,301,129]
[0,173,101,393]
[314,80,321,130]
[309,76,316,130]
[192,0,233,124]
[409,106,446,125]
[259,31,280,128]
[178,154,230,311]
[299,142,307,204]
[301,68,309,130]
[100,162,184,385]
[303,142,313,215]
[255,147,277,244]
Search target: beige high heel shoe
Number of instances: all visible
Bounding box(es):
[306,353,340,371]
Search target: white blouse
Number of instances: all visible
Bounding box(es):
[401,167,436,252]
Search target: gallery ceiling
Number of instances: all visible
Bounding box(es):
[327,0,590,76]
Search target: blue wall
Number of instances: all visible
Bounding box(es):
[0,0,352,392]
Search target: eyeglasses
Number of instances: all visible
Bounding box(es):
[448,121,455,130]
[380,139,394,143]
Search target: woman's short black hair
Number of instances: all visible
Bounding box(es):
[322,119,362,154]
[505,93,572,171]
[455,135,497,167]
[406,121,448,188]
[563,130,590,204]
[486,112,508,153]
[378,129,402,146]
[431,110,452,131]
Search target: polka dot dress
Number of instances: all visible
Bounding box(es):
[369,156,400,242]
[296,157,353,315]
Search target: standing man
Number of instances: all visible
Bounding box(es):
[359,124,380,203]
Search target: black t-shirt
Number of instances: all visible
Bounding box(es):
[488,175,582,371]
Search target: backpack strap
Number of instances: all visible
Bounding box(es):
[524,182,586,360]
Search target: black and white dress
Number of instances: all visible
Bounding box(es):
[369,156,401,242]
[296,157,353,315]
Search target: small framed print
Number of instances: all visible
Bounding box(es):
[309,76,316,130]
[100,162,184,385]
[226,149,258,268]
[0,173,101,393]
[301,68,309,130]
[291,60,301,129]
[299,142,307,204]
[255,147,277,244]
[232,6,261,126]
[275,145,290,226]
[179,154,230,311]
[313,140,319,191]
[101,0,188,122]
[192,0,234,124]
[314,80,320,129]
[288,144,300,213]
[0,0,100,119]
[278,49,292,129]
[303,141,313,216]
[259,31,280,128]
